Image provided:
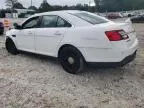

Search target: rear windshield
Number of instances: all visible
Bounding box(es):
[70,12,108,24]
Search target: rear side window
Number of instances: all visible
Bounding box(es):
[70,12,108,24]
[40,15,57,28]
[57,17,72,27]
[40,15,72,28]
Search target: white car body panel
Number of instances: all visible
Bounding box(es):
[35,27,66,57]
[16,29,35,52]
[6,10,138,63]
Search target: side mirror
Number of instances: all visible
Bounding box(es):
[13,23,22,30]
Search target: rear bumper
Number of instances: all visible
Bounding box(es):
[79,38,138,63]
[119,50,136,66]
[88,51,137,67]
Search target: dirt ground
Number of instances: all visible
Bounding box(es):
[0,20,144,108]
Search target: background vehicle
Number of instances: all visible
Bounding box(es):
[5,10,138,74]
[122,11,135,17]
[131,14,144,23]
[0,22,4,35]
[107,13,123,19]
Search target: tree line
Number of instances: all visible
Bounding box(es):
[1,0,144,17]
[95,0,144,12]
[4,0,144,12]
[3,0,95,12]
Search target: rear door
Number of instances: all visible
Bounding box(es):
[35,15,71,57]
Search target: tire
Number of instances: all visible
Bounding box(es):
[128,14,131,17]
[59,46,85,74]
[0,29,4,35]
[5,38,18,55]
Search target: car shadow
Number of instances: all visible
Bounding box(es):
[20,51,129,73]
[17,50,137,82]
[17,50,138,94]
[19,51,59,65]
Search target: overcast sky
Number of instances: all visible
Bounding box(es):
[0,0,95,8]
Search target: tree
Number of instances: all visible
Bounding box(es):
[0,9,6,18]
[94,0,101,12]
[95,0,144,12]
[5,0,18,11]
[39,0,52,12]
[13,2,25,9]
[28,6,38,11]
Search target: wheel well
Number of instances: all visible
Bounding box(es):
[58,44,86,61]
[6,37,13,42]
[6,37,17,49]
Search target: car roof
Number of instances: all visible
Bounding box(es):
[26,10,93,27]
[24,10,110,27]
[33,10,82,16]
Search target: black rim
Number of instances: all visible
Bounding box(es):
[60,50,81,73]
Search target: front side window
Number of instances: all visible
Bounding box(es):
[22,17,39,29]
[70,12,108,24]
[40,16,57,28]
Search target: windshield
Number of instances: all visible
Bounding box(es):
[70,12,108,24]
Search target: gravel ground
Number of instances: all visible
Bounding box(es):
[0,20,144,108]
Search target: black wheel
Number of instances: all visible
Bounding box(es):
[0,29,4,35]
[5,38,18,55]
[59,46,85,74]
[128,14,131,17]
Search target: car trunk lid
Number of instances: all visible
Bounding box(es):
[116,19,137,47]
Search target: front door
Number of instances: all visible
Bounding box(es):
[16,16,39,52]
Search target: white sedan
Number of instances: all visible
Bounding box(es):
[5,10,138,74]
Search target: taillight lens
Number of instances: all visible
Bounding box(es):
[105,30,129,41]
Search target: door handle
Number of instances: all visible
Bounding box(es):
[12,35,16,37]
[28,32,33,35]
[54,31,62,36]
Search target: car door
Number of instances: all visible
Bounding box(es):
[141,15,144,22]
[16,16,40,52]
[35,15,71,57]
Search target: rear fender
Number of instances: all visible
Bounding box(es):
[60,25,113,49]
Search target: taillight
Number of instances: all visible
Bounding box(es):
[105,30,129,41]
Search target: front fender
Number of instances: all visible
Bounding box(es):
[5,29,18,48]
